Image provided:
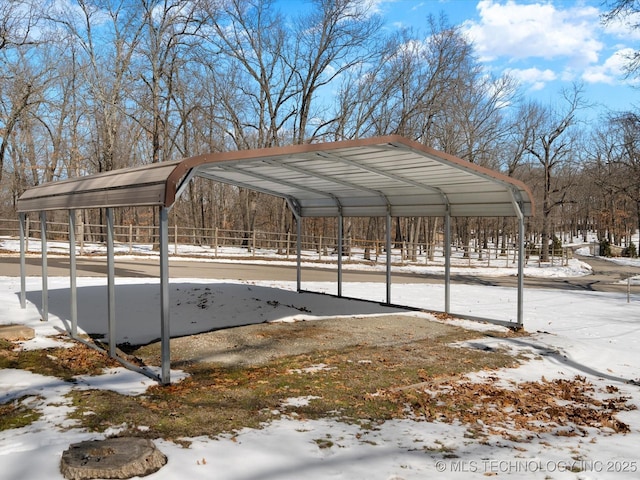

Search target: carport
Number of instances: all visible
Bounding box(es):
[16,135,534,384]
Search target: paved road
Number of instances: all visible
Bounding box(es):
[1,251,637,294]
[451,253,639,294]
[561,254,639,292]
[0,255,435,283]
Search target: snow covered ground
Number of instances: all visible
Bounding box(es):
[1,238,640,479]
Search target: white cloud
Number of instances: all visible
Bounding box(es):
[355,0,387,16]
[602,10,640,41]
[463,0,603,67]
[505,66,556,90]
[583,48,634,84]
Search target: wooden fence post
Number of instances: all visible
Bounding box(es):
[25,217,30,252]
[286,232,291,258]
[79,221,84,255]
[252,230,256,257]
[174,224,178,255]
[129,224,133,254]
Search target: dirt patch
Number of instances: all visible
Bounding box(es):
[134,314,468,367]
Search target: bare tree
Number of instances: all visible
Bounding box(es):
[199,0,287,238]
[0,55,39,186]
[614,113,640,240]
[50,0,145,172]
[0,0,40,51]
[329,32,400,139]
[290,0,382,143]
[133,0,205,164]
[602,0,640,78]
[522,85,586,261]
[332,16,477,143]
[592,112,640,242]
[203,0,296,148]
[202,0,380,240]
[0,0,43,184]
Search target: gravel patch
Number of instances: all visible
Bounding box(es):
[139,314,462,367]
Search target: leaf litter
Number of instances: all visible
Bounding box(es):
[381,374,635,440]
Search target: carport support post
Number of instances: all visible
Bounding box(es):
[508,190,526,329]
[40,212,49,321]
[69,210,78,337]
[386,212,392,304]
[19,213,26,309]
[295,211,302,291]
[160,207,171,385]
[106,208,116,358]
[516,213,525,328]
[444,209,451,314]
[285,199,302,291]
[337,214,343,297]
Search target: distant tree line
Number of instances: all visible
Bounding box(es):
[0,0,638,260]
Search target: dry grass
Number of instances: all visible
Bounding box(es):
[0,339,120,381]
[66,332,517,441]
[0,396,42,431]
[0,339,120,432]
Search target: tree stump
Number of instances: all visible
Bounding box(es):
[0,324,35,341]
[60,438,167,480]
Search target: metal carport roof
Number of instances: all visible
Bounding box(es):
[17,135,533,218]
[16,135,534,384]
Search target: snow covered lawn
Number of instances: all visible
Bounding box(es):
[0,270,639,479]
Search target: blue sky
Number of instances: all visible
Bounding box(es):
[374,0,640,116]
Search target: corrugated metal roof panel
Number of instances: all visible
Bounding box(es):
[17,135,534,218]
[17,161,181,212]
